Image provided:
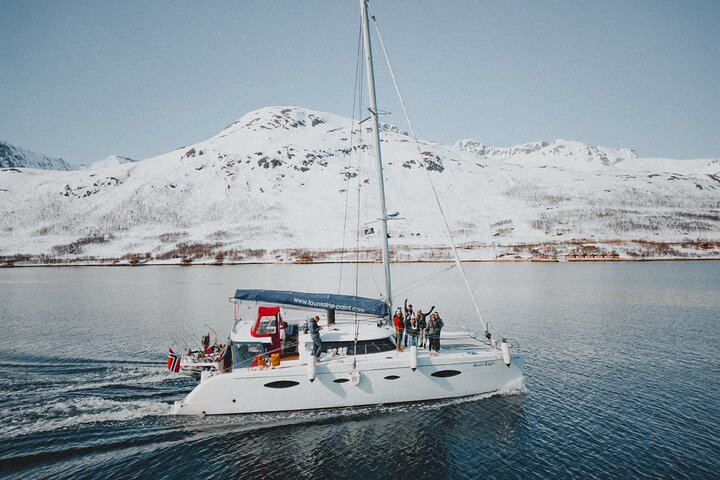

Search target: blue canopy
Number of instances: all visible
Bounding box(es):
[232,289,389,318]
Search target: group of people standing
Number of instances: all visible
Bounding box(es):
[393,299,444,355]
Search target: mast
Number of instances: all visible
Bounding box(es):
[360,0,393,312]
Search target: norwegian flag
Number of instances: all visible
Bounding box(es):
[167,348,181,373]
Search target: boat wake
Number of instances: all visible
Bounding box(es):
[0,396,170,438]
[0,358,181,440]
[56,368,176,394]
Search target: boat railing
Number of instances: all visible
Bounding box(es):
[232,320,244,335]
[480,322,521,353]
[504,337,521,353]
[455,330,521,353]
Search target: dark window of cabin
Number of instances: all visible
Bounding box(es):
[321,338,396,355]
[232,342,267,368]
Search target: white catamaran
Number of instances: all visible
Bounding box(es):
[170,0,523,416]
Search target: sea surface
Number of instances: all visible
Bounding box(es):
[1,262,719,479]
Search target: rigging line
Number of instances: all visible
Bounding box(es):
[168,332,189,354]
[353,66,366,355]
[370,215,385,298]
[174,332,193,353]
[355,125,382,300]
[371,258,383,298]
[181,325,205,353]
[354,72,365,304]
[338,25,365,294]
[351,39,365,303]
[370,9,488,333]
[394,263,456,298]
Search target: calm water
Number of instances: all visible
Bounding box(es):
[1,262,719,479]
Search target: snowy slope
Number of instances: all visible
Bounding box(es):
[1,106,718,264]
[80,155,137,170]
[0,141,71,171]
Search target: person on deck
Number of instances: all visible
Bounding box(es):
[415,305,435,348]
[434,313,444,351]
[280,320,289,350]
[403,300,415,348]
[393,308,404,351]
[426,312,444,355]
[407,315,419,347]
[309,316,323,362]
[403,299,414,322]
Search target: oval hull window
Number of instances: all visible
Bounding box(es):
[431,370,461,378]
[264,380,300,389]
[384,375,400,380]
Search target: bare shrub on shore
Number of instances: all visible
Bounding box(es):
[159,231,189,243]
[50,233,113,256]
[606,216,715,234]
[503,184,570,205]
[626,243,684,258]
[530,212,571,234]
[223,249,267,261]
[156,242,223,260]
[208,230,232,241]
[0,254,32,263]
[122,252,152,261]
[454,220,477,237]
[32,225,54,237]
[491,219,513,228]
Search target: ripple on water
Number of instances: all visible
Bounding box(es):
[1,262,719,479]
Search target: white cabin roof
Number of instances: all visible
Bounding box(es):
[230,320,272,344]
[315,321,393,342]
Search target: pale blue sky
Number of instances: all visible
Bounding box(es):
[1,0,718,164]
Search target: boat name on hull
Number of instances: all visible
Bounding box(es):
[473,361,497,367]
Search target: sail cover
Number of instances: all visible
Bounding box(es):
[232,289,389,318]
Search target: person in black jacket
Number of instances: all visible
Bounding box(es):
[426,312,444,354]
[403,299,414,347]
[415,305,435,348]
[308,316,323,362]
[405,299,436,348]
[407,316,419,346]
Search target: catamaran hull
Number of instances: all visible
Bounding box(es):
[180,360,219,379]
[170,353,524,415]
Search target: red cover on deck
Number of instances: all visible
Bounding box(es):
[251,306,281,352]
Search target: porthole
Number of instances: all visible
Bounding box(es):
[263,380,301,389]
[384,375,400,380]
[431,370,461,378]
[333,378,350,384]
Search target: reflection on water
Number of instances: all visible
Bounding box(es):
[1,262,719,478]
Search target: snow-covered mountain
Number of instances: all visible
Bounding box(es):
[0,141,71,171]
[80,155,137,170]
[455,139,639,170]
[1,106,718,264]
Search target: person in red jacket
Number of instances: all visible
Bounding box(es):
[392,308,404,351]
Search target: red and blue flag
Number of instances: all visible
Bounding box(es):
[167,348,181,373]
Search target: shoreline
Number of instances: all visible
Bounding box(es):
[3,239,719,268]
[2,256,720,268]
